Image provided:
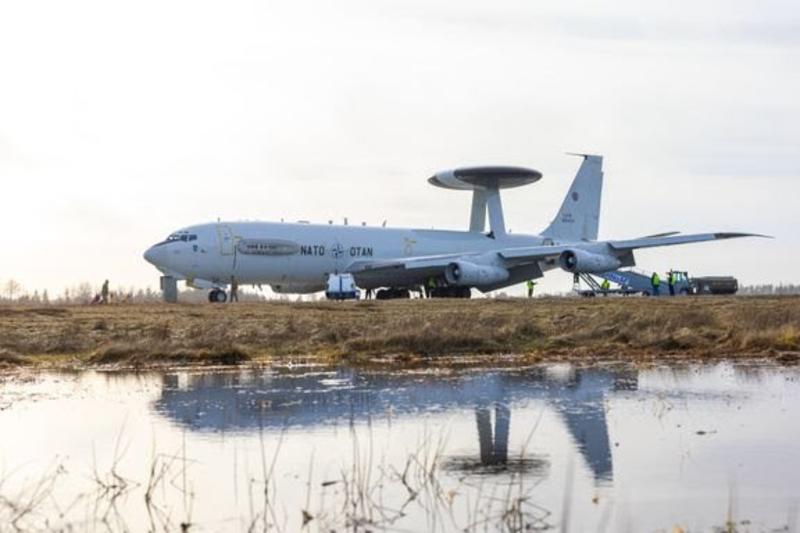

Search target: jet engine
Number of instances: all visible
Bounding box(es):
[559,249,621,274]
[444,261,510,286]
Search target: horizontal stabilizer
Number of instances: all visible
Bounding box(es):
[638,231,681,239]
[608,232,771,251]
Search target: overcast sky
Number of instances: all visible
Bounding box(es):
[1,0,797,296]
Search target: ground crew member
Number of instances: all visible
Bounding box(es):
[100,280,109,304]
[600,279,611,294]
[365,287,373,300]
[668,271,676,296]
[425,276,436,298]
[526,280,536,298]
[230,276,239,303]
[650,271,661,296]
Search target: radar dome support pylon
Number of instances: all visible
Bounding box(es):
[469,189,488,232]
[428,166,542,238]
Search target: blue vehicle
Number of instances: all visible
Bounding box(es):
[578,270,737,297]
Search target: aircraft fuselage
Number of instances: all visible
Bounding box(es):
[144,221,549,292]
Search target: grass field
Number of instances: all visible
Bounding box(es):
[1,296,799,369]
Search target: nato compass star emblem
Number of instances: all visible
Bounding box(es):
[330,243,345,259]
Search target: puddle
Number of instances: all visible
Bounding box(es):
[1,362,799,531]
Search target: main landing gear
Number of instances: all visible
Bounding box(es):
[431,287,471,299]
[376,288,411,300]
[208,288,228,303]
[373,286,472,299]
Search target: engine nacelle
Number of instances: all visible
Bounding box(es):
[444,261,510,286]
[559,249,622,274]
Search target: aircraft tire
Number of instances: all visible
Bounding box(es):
[209,289,228,303]
[374,288,412,300]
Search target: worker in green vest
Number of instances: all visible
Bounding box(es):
[650,271,661,296]
[600,278,611,294]
[526,280,537,298]
[668,271,677,296]
[100,279,110,304]
[425,276,437,299]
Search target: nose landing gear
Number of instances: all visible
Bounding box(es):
[208,288,228,303]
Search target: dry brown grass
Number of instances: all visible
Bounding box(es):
[0,295,799,369]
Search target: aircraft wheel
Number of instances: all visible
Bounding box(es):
[209,289,227,303]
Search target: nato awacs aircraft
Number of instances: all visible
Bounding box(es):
[144,155,762,302]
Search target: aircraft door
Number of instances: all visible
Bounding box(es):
[216,224,237,276]
[217,225,235,255]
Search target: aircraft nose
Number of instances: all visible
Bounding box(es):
[144,245,164,266]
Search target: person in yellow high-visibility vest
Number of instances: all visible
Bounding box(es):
[600,278,611,295]
[526,280,537,298]
[650,272,661,296]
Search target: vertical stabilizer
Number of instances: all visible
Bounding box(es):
[542,154,603,242]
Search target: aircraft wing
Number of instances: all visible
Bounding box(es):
[347,232,767,287]
[348,252,472,274]
[498,245,572,262]
[350,245,568,275]
[607,232,769,251]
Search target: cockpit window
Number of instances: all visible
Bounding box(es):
[155,232,197,246]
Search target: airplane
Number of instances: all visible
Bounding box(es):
[143,154,764,302]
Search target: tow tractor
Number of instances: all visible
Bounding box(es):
[575,270,739,297]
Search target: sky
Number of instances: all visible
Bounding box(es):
[1,0,798,297]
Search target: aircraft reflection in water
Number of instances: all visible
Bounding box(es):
[154,365,638,483]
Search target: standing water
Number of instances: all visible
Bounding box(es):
[1,362,799,531]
